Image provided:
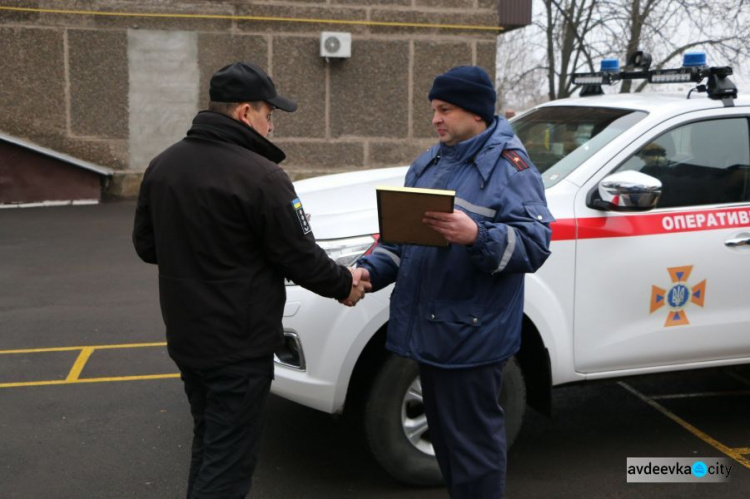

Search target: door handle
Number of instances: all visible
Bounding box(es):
[725,237,750,247]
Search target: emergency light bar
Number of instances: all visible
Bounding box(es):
[648,69,697,83]
[573,75,608,85]
[571,51,737,101]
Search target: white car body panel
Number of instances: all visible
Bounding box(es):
[294,167,408,239]
[276,283,393,413]
[570,105,750,373]
[522,181,580,385]
[275,168,406,412]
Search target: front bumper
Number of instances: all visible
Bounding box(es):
[272,284,392,414]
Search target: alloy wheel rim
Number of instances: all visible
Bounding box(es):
[400,376,435,456]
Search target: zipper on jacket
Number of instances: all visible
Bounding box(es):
[403,251,422,357]
[403,159,440,355]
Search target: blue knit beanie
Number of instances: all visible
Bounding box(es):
[428,66,496,125]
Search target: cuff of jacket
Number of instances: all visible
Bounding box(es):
[467,221,489,255]
[334,265,354,301]
[356,259,384,293]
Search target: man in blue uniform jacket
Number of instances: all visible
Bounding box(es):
[357,66,553,498]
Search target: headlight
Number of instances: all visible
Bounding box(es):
[285,235,379,286]
[318,235,379,267]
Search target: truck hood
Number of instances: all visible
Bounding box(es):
[292,166,570,240]
[293,166,409,240]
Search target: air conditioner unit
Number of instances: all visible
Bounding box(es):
[320,32,351,59]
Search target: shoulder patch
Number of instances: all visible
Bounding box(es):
[291,198,312,235]
[502,150,529,172]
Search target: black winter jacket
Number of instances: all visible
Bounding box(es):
[133,111,352,369]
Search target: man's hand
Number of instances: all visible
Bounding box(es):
[423,210,478,245]
[339,267,372,307]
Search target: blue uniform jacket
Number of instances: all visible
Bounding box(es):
[358,117,553,368]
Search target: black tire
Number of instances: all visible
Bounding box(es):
[363,354,526,486]
[364,355,442,485]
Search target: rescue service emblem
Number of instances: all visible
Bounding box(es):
[649,265,706,327]
[292,198,312,235]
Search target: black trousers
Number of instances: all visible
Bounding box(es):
[419,360,507,499]
[177,355,274,499]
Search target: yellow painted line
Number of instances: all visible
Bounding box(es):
[66,347,94,382]
[619,382,750,469]
[735,447,750,454]
[0,6,504,32]
[0,373,180,389]
[0,342,166,355]
[651,390,750,400]
[0,342,174,388]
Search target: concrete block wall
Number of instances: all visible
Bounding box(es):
[0,1,512,197]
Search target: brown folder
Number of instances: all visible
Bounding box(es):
[376,186,456,247]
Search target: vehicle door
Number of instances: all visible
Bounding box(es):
[573,109,750,374]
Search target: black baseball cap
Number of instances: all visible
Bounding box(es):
[209,62,297,112]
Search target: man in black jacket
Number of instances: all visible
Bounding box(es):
[133,62,368,498]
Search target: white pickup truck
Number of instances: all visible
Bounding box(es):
[273,56,750,484]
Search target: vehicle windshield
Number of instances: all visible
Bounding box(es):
[511,106,648,188]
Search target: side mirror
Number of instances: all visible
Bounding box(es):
[590,170,662,211]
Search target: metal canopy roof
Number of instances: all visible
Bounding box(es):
[0,132,113,177]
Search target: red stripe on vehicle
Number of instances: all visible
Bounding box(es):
[550,218,577,240]
[551,206,750,241]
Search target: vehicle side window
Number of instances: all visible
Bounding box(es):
[616,118,750,208]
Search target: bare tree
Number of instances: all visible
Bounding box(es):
[496,27,549,112]
[601,0,750,92]
[500,0,750,102]
[544,0,606,99]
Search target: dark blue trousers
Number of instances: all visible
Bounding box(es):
[419,360,507,499]
[178,355,274,499]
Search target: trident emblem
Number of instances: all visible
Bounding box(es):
[650,266,707,327]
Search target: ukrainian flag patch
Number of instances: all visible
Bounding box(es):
[291,198,312,235]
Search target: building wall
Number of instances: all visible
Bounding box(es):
[0,1,528,197]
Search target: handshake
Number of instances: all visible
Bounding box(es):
[340,267,372,307]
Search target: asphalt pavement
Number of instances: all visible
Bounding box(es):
[1,201,748,498]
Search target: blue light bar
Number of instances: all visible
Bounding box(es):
[683,52,707,68]
[601,59,620,72]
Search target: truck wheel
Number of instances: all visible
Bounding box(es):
[501,356,527,448]
[364,355,526,486]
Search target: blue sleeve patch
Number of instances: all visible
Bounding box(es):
[291,198,312,235]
